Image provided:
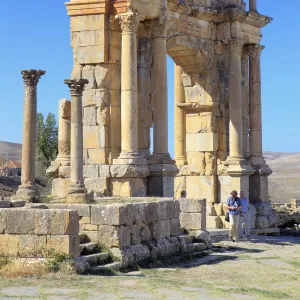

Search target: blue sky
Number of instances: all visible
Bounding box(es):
[0,1,299,157]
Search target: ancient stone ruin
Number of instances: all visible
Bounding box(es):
[2,0,279,272]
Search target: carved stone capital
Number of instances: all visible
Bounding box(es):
[116,12,145,34]
[227,39,244,54]
[247,44,265,58]
[21,70,46,86]
[64,79,89,96]
[150,17,168,38]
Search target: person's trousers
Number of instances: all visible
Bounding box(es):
[239,213,250,237]
[229,214,240,240]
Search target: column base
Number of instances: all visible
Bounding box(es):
[14,185,39,203]
[67,182,86,203]
[225,156,255,177]
[174,156,188,166]
[148,153,175,164]
[250,155,266,167]
[113,152,147,165]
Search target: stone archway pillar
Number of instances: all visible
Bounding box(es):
[15,69,45,202]
[64,79,88,203]
[174,64,187,166]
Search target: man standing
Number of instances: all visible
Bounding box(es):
[224,190,242,242]
[239,191,250,239]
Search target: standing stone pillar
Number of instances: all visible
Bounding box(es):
[225,40,253,199]
[150,19,172,163]
[15,70,45,202]
[250,0,257,12]
[248,44,265,166]
[174,64,187,166]
[148,19,177,197]
[64,79,88,204]
[113,11,146,165]
[57,99,71,166]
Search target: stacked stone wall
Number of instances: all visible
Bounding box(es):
[0,208,80,258]
[272,200,300,228]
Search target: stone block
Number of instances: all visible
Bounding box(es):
[130,244,151,263]
[35,209,80,235]
[157,201,168,220]
[150,220,166,240]
[0,234,20,257]
[70,15,106,32]
[47,235,80,257]
[83,107,96,125]
[166,200,176,219]
[81,231,99,242]
[83,164,99,178]
[110,178,147,197]
[267,214,277,228]
[290,199,300,207]
[206,216,223,229]
[181,213,206,230]
[174,176,186,198]
[130,224,141,245]
[79,217,91,225]
[91,205,127,225]
[83,126,101,149]
[85,178,108,194]
[0,201,11,208]
[187,151,205,175]
[145,202,158,223]
[255,216,270,229]
[180,198,206,213]
[119,225,131,248]
[64,205,91,218]
[186,133,219,152]
[170,218,181,236]
[174,200,180,218]
[0,210,6,233]
[6,209,36,234]
[98,225,119,247]
[214,203,224,216]
[125,203,146,225]
[80,224,98,231]
[18,235,47,257]
[83,89,107,107]
[87,149,107,165]
[110,165,149,178]
[52,178,71,199]
[253,202,273,216]
[81,65,96,90]
[140,224,151,242]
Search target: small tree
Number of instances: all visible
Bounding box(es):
[36,113,58,193]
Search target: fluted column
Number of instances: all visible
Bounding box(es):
[227,40,245,163]
[250,0,257,12]
[174,64,187,166]
[57,99,71,166]
[15,69,45,202]
[248,44,265,166]
[150,19,172,162]
[114,11,146,165]
[65,79,88,203]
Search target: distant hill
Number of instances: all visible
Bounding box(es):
[264,152,300,204]
[0,141,22,163]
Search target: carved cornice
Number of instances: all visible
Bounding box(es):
[64,79,89,96]
[177,102,214,113]
[66,0,109,16]
[116,11,145,34]
[21,70,46,86]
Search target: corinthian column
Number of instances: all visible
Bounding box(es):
[15,69,45,202]
[113,11,146,165]
[248,44,265,166]
[64,79,88,203]
[174,64,187,166]
[150,18,172,163]
[227,40,245,163]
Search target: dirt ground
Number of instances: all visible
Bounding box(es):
[0,235,299,300]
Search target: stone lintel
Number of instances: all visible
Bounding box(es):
[66,0,110,16]
[110,164,149,178]
[177,102,214,114]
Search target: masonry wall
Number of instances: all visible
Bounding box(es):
[0,208,80,258]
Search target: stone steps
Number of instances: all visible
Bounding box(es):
[89,262,122,275]
[79,242,99,255]
[83,252,111,266]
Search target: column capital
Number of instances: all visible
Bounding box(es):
[64,79,89,96]
[116,11,145,34]
[227,39,244,54]
[247,44,265,57]
[21,70,46,86]
[149,18,168,38]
